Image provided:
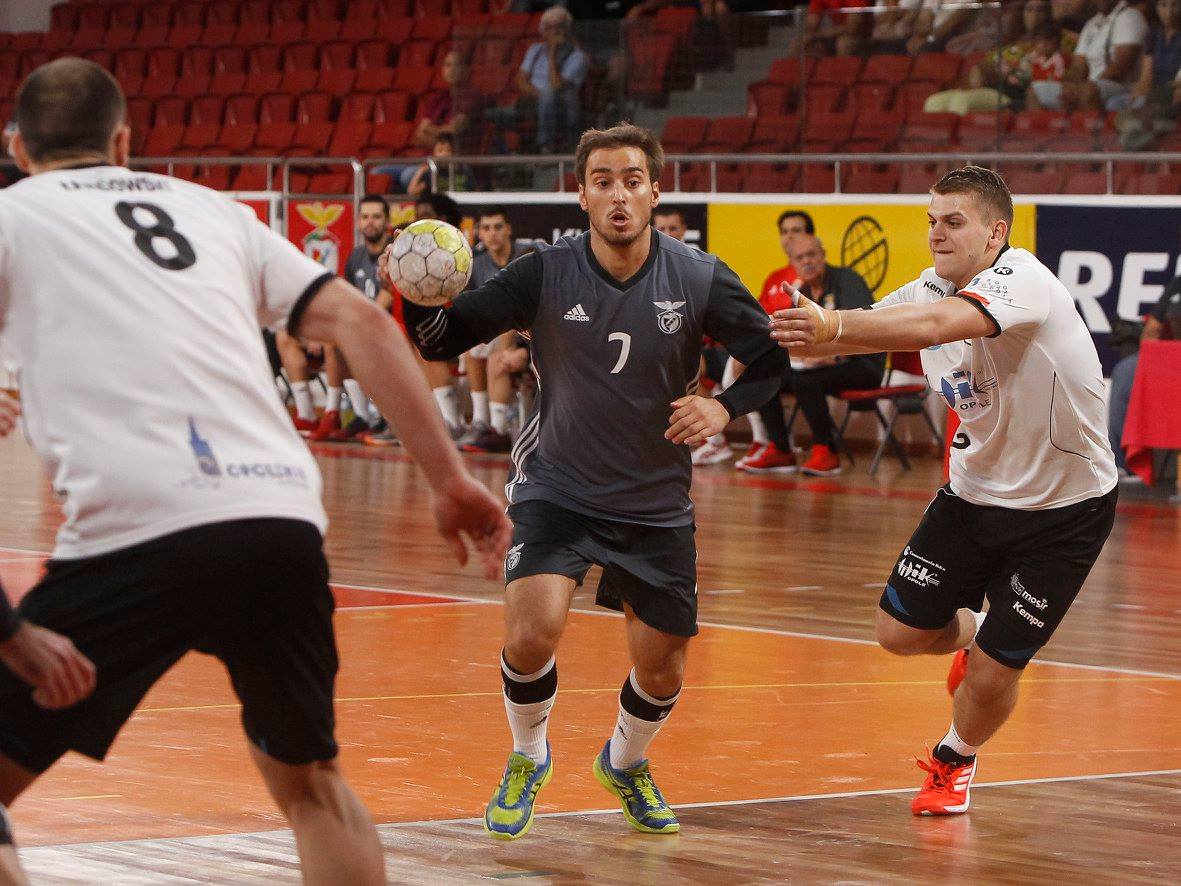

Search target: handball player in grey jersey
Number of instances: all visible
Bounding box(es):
[390,124,788,840]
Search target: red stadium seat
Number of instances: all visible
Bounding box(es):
[81,48,114,71]
[190,96,227,126]
[209,72,248,95]
[68,27,104,51]
[661,116,710,153]
[954,111,1008,151]
[305,19,343,42]
[18,51,51,79]
[283,43,318,72]
[249,45,282,75]
[174,3,208,28]
[844,163,900,194]
[292,122,334,155]
[254,122,297,152]
[113,48,147,93]
[626,31,676,101]
[803,107,855,148]
[399,40,437,69]
[800,162,835,192]
[225,94,261,125]
[747,115,800,152]
[142,124,185,157]
[899,161,954,193]
[50,4,79,34]
[198,22,237,47]
[376,17,415,45]
[850,83,895,117]
[909,53,962,87]
[897,81,940,118]
[813,55,862,86]
[413,16,452,42]
[366,121,416,157]
[744,164,798,193]
[767,56,815,87]
[214,46,247,75]
[801,84,845,117]
[271,0,306,23]
[166,24,204,51]
[747,82,789,117]
[126,96,153,134]
[701,116,756,153]
[280,70,319,95]
[240,0,272,23]
[180,122,220,152]
[217,123,259,153]
[418,0,453,15]
[296,92,333,123]
[308,0,345,21]
[319,41,354,70]
[101,26,137,52]
[861,54,911,86]
[376,92,413,123]
[393,67,432,95]
[231,165,274,190]
[207,2,240,26]
[306,171,352,193]
[270,21,307,45]
[317,68,356,95]
[328,121,372,156]
[340,93,379,122]
[356,40,392,70]
[232,22,270,46]
[1059,170,1109,194]
[76,3,111,31]
[260,93,296,123]
[454,0,489,14]
[154,96,189,126]
[354,67,396,92]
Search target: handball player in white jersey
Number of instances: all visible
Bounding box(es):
[0,59,510,885]
[770,165,1117,817]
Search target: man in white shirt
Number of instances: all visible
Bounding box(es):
[0,59,512,885]
[770,166,1117,818]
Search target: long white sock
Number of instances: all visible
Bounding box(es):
[490,401,512,434]
[343,379,370,424]
[938,722,979,759]
[747,411,769,445]
[325,385,343,413]
[471,390,490,426]
[433,385,461,426]
[501,653,556,765]
[290,380,315,420]
[610,670,680,771]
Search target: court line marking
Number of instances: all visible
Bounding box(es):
[27,768,1181,850]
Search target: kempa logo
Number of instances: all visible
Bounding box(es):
[563,304,591,322]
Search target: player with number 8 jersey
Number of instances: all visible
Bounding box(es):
[394,124,787,840]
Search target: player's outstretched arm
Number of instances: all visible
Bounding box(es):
[770,283,995,355]
[0,394,18,437]
[295,280,512,579]
[0,590,96,710]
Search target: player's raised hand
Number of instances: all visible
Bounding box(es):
[665,395,730,447]
[0,620,97,709]
[769,281,843,348]
[0,392,19,437]
[430,474,513,581]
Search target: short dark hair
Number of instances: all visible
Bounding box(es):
[777,210,815,234]
[653,207,685,223]
[416,191,463,227]
[15,57,126,163]
[434,132,454,147]
[932,165,1014,226]
[575,122,664,186]
[478,205,510,224]
[359,193,389,214]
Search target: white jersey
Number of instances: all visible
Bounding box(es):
[875,247,1117,510]
[0,166,331,558]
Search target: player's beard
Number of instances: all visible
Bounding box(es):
[592,214,647,248]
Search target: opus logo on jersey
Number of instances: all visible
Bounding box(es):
[653,300,686,334]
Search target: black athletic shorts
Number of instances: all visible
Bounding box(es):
[505,499,698,637]
[0,519,338,774]
[880,485,1118,669]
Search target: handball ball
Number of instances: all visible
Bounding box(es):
[387,219,473,306]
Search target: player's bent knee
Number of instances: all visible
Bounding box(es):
[257,755,349,821]
[503,631,560,673]
[874,608,938,655]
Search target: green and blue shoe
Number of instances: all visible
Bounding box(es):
[483,747,553,841]
[592,741,680,834]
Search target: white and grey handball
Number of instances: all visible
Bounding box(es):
[386,219,473,306]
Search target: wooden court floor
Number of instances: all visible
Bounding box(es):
[0,435,1178,884]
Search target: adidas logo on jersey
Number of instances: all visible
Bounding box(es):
[563,304,591,322]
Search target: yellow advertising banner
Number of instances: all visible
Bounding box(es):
[707,202,1037,300]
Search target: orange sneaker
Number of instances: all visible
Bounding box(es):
[911,752,976,816]
[306,409,340,442]
[947,648,969,696]
[801,443,841,476]
[738,441,797,473]
[734,442,766,470]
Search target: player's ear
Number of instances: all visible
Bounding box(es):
[577,183,588,212]
[9,131,31,173]
[991,218,1009,250]
[111,123,131,167]
[650,179,660,206]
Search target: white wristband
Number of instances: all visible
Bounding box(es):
[831,310,844,343]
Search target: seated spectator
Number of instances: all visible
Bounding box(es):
[407,134,474,199]
[413,50,481,155]
[870,0,924,55]
[795,0,872,57]
[1027,0,1150,113]
[740,234,885,477]
[492,6,590,152]
[1108,274,1181,475]
[906,0,982,54]
[1117,0,1181,148]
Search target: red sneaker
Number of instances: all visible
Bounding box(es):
[947,648,969,697]
[329,416,369,442]
[306,409,340,442]
[800,443,842,476]
[734,442,766,470]
[738,441,797,473]
[911,752,977,816]
[292,416,317,437]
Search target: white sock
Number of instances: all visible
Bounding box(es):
[290,381,315,420]
[707,432,726,447]
[490,401,512,434]
[967,608,986,646]
[471,390,490,426]
[747,411,769,444]
[325,385,343,413]
[610,670,679,771]
[343,379,370,424]
[502,654,556,764]
[433,385,461,426]
[938,722,979,759]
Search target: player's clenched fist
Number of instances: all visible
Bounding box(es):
[0,392,19,437]
[665,395,730,447]
[769,281,843,348]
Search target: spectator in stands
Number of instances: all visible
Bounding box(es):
[407,134,473,199]
[870,0,925,54]
[741,234,884,477]
[729,210,810,471]
[517,6,591,152]
[413,50,481,156]
[1027,0,1150,112]
[906,0,984,54]
[796,0,872,57]
[1117,0,1181,148]
[1107,274,1181,476]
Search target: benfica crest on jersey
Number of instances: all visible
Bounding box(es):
[296,202,345,270]
[653,300,686,334]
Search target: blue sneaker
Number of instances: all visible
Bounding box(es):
[592,741,680,834]
[483,747,553,840]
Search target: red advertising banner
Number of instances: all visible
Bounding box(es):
[287,199,355,275]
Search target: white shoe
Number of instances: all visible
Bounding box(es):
[692,440,733,466]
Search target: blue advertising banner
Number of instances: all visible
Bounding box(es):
[1037,204,1181,374]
